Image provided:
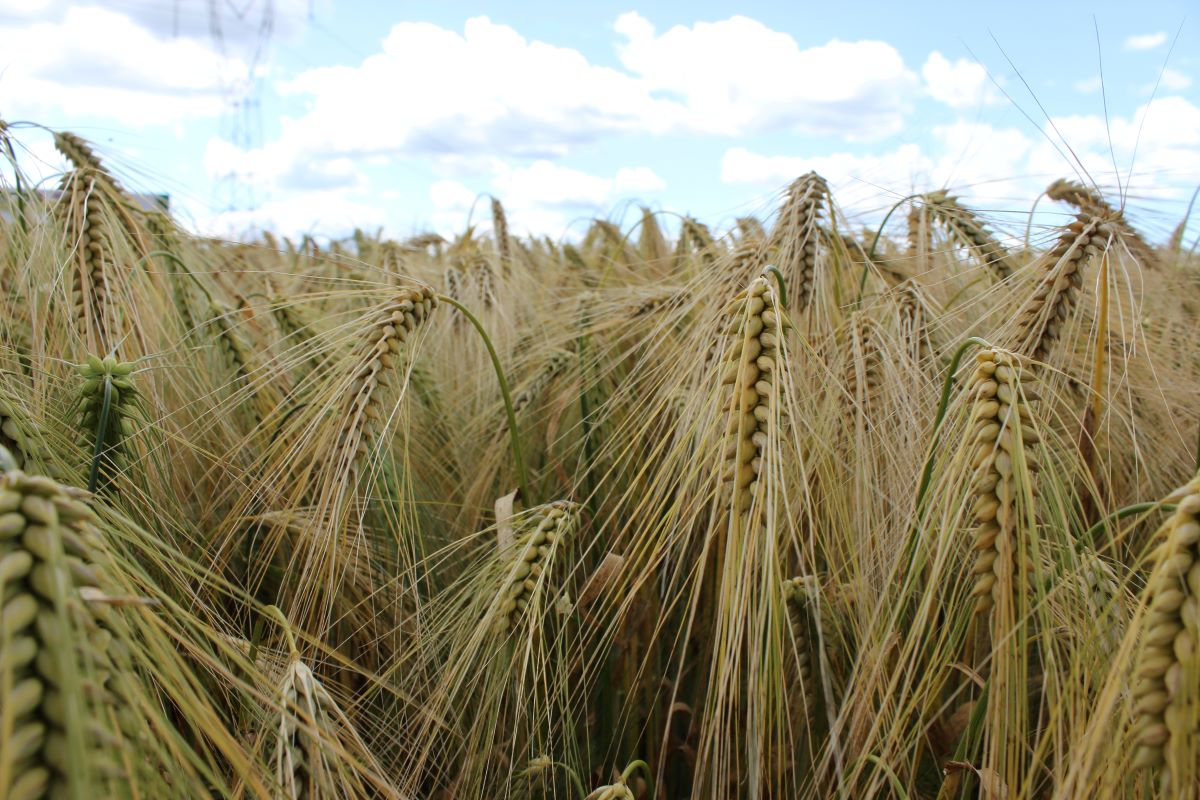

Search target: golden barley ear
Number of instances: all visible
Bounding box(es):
[1129,475,1200,793]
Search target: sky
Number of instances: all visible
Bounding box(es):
[1,1,1198,245]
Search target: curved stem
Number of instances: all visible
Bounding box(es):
[437,295,531,503]
[88,373,114,494]
[1024,191,1047,251]
[265,604,299,657]
[1079,502,1177,551]
[763,264,788,309]
[857,193,920,307]
[913,336,992,520]
[620,760,654,799]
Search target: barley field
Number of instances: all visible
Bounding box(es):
[0,122,1199,798]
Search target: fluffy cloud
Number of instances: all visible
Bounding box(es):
[269,16,680,163]
[721,96,1200,220]
[216,13,919,183]
[922,52,999,108]
[1124,32,1167,51]
[0,6,246,125]
[615,12,916,139]
[196,191,386,240]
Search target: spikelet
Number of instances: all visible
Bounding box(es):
[843,311,882,414]
[75,354,139,492]
[331,286,437,479]
[503,349,573,431]
[1129,475,1200,791]
[53,132,125,202]
[0,467,132,798]
[736,216,767,244]
[1046,178,1158,270]
[964,348,1039,619]
[495,501,580,634]
[772,172,828,311]
[719,276,784,519]
[208,301,255,387]
[442,265,464,303]
[783,575,822,718]
[60,171,116,352]
[907,200,933,273]
[1012,214,1112,363]
[491,197,511,275]
[894,279,936,362]
[273,653,384,799]
[923,191,1014,280]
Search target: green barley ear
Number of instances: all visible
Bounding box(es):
[75,354,139,494]
[495,500,580,635]
[0,469,131,798]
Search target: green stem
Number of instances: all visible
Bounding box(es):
[763,264,788,309]
[857,193,920,305]
[620,759,653,798]
[87,373,114,494]
[437,295,531,503]
[913,337,991,520]
[265,604,299,657]
[1079,502,1177,551]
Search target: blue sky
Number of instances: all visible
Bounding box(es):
[1,1,1197,244]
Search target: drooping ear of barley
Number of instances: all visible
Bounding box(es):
[894,278,936,362]
[964,348,1039,618]
[1046,178,1158,271]
[494,500,579,634]
[1012,213,1112,363]
[783,575,823,722]
[59,171,116,352]
[906,200,933,274]
[1129,474,1200,793]
[719,276,784,521]
[491,197,512,275]
[0,468,131,798]
[75,354,139,492]
[737,216,767,243]
[843,311,882,416]
[923,190,1014,280]
[772,172,828,311]
[501,349,573,435]
[330,286,438,482]
[961,347,1040,789]
[273,653,390,799]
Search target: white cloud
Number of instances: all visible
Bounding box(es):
[614,166,667,194]
[922,52,999,108]
[1124,32,1167,51]
[195,191,386,240]
[721,96,1200,221]
[430,160,667,237]
[1156,68,1192,92]
[615,12,917,139]
[1074,76,1102,94]
[223,13,920,190]
[0,6,246,125]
